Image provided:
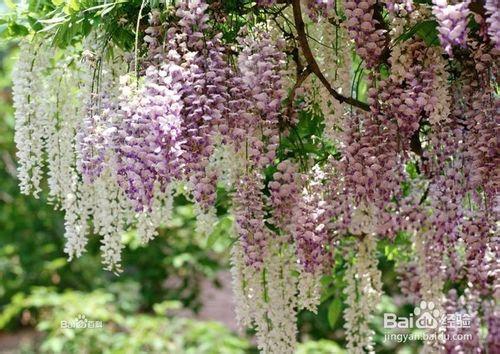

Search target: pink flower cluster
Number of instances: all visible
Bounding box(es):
[381,40,437,143]
[78,0,229,213]
[234,172,269,268]
[293,171,331,274]
[305,0,334,21]
[232,28,289,268]
[113,62,184,211]
[344,0,386,67]
[327,108,403,237]
[269,161,301,231]
[485,0,500,49]
[432,0,470,55]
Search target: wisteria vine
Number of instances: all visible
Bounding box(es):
[10,0,499,352]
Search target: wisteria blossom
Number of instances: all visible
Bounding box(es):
[344,0,387,67]
[10,0,500,352]
[432,0,470,55]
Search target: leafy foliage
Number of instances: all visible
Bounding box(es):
[1,286,250,353]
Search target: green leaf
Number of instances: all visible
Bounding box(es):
[206,228,220,249]
[327,298,342,329]
[8,22,29,36]
[44,258,67,272]
[416,20,439,46]
[38,17,68,25]
[149,0,160,8]
[397,20,439,46]
[68,0,80,11]
[320,287,336,303]
[206,216,233,249]
[27,16,44,31]
[100,4,116,17]
[384,245,398,261]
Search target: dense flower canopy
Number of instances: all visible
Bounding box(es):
[8,0,499,352]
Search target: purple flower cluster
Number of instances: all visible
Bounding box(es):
[344,0,386,67]
[77,0,231,213]
[461,46,499,207]
[465,94,498,203]
[293,172,331,274]
[325,41,440,241]
[305,0,334,21]
[255,0,276,6]
[385,0,413,14]
[432,0,470,55]
[462,212,491,295]
[419,112,466,281]
[327,109,403,237]
[443,289,483,352]
[77,92,116,183]
[269,161,301,232]
[381,41,436,141]
[424,168,465,279]
[396,262,421,303]
[485,0,500,49]
[237,30,286,169]
[113,63,184,211]
[232,28,289,269]
[485,302,500,353]
[175,0,230,211]
[234,172,269,269]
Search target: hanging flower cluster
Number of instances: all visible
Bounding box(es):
[12,0,499,352]
[344,0,387,67]
[432,0,470,55]
[485,0,500,49]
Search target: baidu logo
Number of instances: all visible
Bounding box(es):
[413,301,441,329]
[384,300,441,329]
[384,300,472,330]
[383,301,474,343]
[60,313,103,329]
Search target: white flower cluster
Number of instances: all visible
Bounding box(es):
[413,230,446,351]
[232,199,325,352]
[265,244,299,354]
[13,41,52,197]
[297,270,322,312]
[230,239,301,354]
[427,50,451,125]
[12,39,174,273]
[230,240,255,327]
[343,235,383,354]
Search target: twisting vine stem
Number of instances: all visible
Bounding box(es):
[291,0,370,111]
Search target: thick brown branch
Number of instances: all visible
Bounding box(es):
[291,0,370,111]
